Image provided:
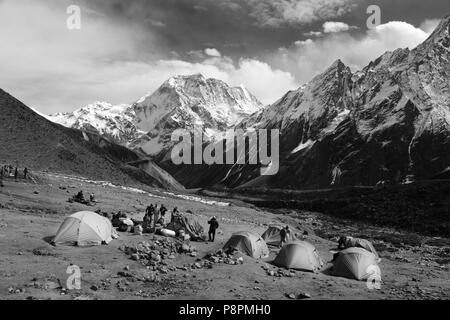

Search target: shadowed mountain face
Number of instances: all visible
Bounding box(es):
[0,89,183,190]
[162,16,450,190]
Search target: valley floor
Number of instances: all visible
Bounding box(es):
[0,173,449,300]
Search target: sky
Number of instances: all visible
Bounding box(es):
[0,0,448,114]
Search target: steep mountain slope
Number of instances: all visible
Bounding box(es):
[167,15,450,189]
[0,89,182,190]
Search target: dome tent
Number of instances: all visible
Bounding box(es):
[273,241,323,272]
[53,211,118,247]
[332,247,380,281]
[339,236,380,259]
[261,225,284,246]
[223,231,269,259]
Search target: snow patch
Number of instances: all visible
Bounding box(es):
[292,139,315,153]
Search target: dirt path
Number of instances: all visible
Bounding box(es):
[0,174,448,300]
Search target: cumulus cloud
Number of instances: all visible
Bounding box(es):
[204,48,222,57]
[245,0,356,27]
[323,21,353,33]
[303,31,323,37]
[0,0,296,113]
[419,19,441,33]
[271,20,432,84]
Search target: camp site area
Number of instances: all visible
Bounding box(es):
[0,172,449,301]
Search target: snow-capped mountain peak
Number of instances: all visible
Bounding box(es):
[134,74,263,133]
[48,74,264,157]
[48,101,145,146]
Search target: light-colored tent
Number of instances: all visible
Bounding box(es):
[223,231,269,259]
[261,226,284,246]
[53,211,118,247]
[273,241,323,272]
[332,247,380,281]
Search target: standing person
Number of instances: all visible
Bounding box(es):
[0,166,4,187]
[145,204,154,217]
[23,168,28,179]
[208,217,219,242]
[280,226,291,248]
[160,205,168,217]
[159,205,168,224]
[14,167,18,181]
[153,204,160,227]
[171,207,179,223]
[144,205,154,228]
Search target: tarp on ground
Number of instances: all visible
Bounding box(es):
[165,213,205,241]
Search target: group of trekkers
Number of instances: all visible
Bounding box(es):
[0,164,29,187]
[143,203,170,229]
[69,190,96,205]
[142,204,220,242]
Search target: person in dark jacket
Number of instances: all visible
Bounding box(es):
[14,167,18,180]
[208,217,219,242]
[279,226,291,248]
[23,168,28,179]
[0,167,4,187]
[160,205,168,217]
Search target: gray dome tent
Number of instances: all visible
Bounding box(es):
[261,225,284,246]
[273,241,323,272]
[223,231,269,259]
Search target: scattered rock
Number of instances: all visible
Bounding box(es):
[286,293,296,300]
[297,292,312,299]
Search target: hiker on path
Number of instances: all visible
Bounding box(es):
[280,226,291,248]
[14,167,18,181]
[23,168,28,179]
[208,216,219,242]
[0,167,4,187]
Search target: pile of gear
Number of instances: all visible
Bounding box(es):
[110,205,207,242]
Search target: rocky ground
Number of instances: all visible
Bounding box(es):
[0,173,449,300]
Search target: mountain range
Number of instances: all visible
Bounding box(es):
[30,15,450,190]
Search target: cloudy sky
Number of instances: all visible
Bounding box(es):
[0,0,448,114]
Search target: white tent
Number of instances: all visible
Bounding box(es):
[53,211,118,247]
[273,241,323,272]
[332,247,380,281]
